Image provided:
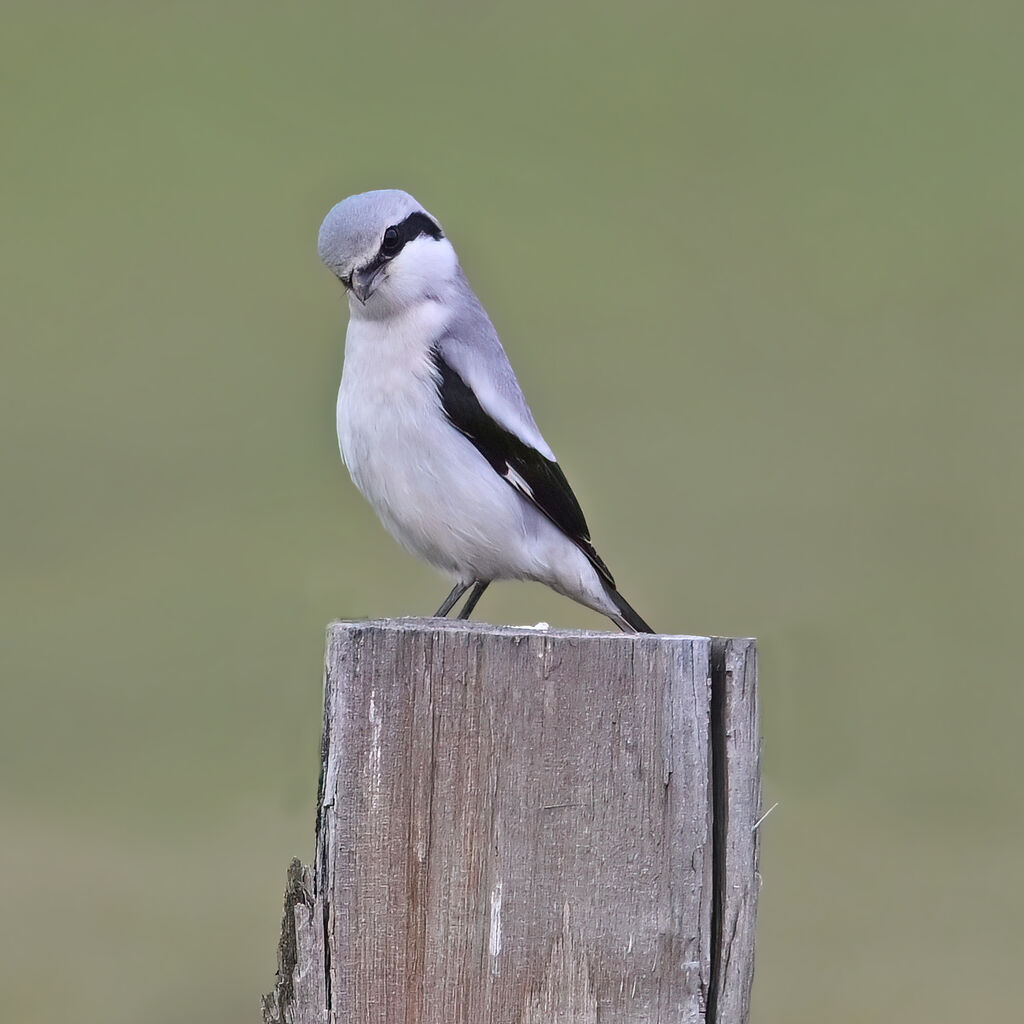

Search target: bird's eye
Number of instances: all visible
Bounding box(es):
[380,226,402,257]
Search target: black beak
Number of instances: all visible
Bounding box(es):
[351,264,383,304]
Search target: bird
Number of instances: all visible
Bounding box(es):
[317,189,654,633]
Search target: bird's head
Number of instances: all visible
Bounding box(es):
[317,190,456,318]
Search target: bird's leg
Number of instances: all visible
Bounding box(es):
[456,580,490,620]
[434,581,471,618]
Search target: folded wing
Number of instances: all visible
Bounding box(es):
[430,345,615,589]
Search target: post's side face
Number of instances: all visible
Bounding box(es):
[317,619,715,1024]
[708,638,761,1024]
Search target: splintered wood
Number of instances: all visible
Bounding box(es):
[263,619,760,1024]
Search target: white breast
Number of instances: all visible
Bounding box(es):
[336,301,534,580]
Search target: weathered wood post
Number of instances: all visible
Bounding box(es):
[263,618,760,1024]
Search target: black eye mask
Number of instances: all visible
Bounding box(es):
[374,211,443,265]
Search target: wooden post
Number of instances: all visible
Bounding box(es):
[263,619,760,1024]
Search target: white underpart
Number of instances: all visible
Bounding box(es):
[333,230,619,620]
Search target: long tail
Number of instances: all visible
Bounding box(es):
[603,583,655,634]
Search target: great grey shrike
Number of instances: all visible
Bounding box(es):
[317,189,654,633]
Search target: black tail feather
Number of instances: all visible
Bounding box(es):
[603,584,656,634]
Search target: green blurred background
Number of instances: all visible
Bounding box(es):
[3,1,1022,1020]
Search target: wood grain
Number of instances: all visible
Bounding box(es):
[263,619,759,1024]
[708,638,761,1024]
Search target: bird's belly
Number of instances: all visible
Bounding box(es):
[337,372,530,580]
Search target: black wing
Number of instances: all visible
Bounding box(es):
[431,348,615,588]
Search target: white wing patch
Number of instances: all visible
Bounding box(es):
[502,464,535,499]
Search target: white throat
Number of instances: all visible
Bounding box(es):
[349,236,460,322]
